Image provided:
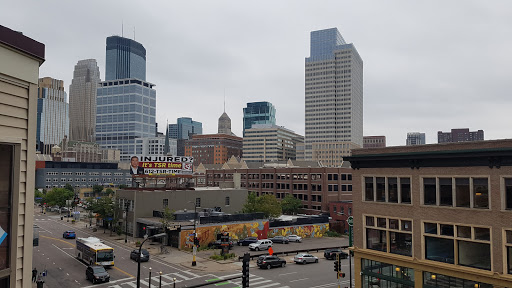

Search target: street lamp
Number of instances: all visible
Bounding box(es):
[188,200,198,266]
[149,267,152,288]
[124,202,130,243]
[159,271,162,288]
[173,277,176,288]
[136,233,166,288]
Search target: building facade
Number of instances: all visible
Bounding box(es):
[305,28,363,160]
[346,140,512,287]
[68,59,101,142]
[0,24,45,288]
[406,132,426,146]
[363,136,386,148]
[243,101,276,136]
[438,128,484,143]
[243,124,304,162]
[95,78,156,162]
[312,141,359,167]
[185,134,243,165]
[36,77,69,154]
[105,36,146,81]
[218,112,232,135]
[198,163,353,213]
[169,117,202,140]
[135,136,177,156]
[35,161,130,189]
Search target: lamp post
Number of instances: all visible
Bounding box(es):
[188,200,198,266]
[148,267,152,288]
[159,271,162,288]
[124,202,129,243]
[136,233,166,288]
[173,277,176,288]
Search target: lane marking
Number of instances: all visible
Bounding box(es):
[214,282,230,286]
[113,266,135,278]
[51,244,85,267]
[279,272,297,276]
[41,235,75,247]
[289,278,308,282]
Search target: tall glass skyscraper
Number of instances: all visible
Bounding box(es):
[36,77,69,154]
[243,101,276,136]
[168,117,202,140]
[69,59,101,142]
[304,28,363,160]
[105,36,146,81]
[96,79,156,162]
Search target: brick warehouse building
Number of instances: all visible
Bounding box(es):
[346,139,512,287]
[185,134,243,165]
[195,160,353,214]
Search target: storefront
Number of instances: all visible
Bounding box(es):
[361,259,414,288]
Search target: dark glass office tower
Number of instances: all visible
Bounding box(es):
[105,36,146,81]
[243,102,276,136]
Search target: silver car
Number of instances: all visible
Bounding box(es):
[248,240,273,251]
[294,253,318,264]
[288,235,302,242]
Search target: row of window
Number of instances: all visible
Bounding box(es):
[364,177,412,204]
[45,177,131,183]
[45,171,128,176]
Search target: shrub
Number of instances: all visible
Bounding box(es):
[135,241,141,247]
[326,230,341,237]
[209,252,236,261]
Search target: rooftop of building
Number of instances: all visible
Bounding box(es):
[98,78,155,88]
[0,25,45,63]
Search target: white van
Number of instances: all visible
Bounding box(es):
[249,239,273,251]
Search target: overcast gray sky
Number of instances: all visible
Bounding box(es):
[3,0,512,146]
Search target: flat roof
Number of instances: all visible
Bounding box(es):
[0,25,45,63]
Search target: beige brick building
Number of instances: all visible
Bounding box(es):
[0,25,45,287]
[346,140,512,287]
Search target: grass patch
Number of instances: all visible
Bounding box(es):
[209,252,236,261]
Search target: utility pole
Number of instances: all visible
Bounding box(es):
[192,202,197,266]
[125,202,129,243]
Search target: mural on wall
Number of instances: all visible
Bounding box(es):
[267,224,329,239]
[180,220,269,249]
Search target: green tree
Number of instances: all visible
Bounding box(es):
[105,188,115,196]
[118,184,128,189]
[281,194,303,215]
[64,183,74,193]
[160,206,175,244]
[92,185,104,195]
[243,193,281,218]
[34,189,45,204]
[45,188,74,207]
[91,197,114,228]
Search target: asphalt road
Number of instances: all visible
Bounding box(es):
[33,209,354,288]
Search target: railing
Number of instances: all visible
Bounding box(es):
[237,245,349,261]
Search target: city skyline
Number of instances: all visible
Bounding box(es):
[5,1,512,146]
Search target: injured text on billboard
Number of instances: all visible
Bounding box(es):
[130,155,194,175]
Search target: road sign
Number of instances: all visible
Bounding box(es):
[35,197,42,200]
[268,247,274,255]
[347,216,353,227]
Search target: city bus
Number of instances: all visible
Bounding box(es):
[76,237,115,267]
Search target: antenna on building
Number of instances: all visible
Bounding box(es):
[122,20,123,37]
[223,88,226,113]
[133,27,135,40]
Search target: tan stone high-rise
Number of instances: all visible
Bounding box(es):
[69,59,100,142]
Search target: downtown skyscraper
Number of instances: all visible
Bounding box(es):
[304,28,363,162]
[69,59,101,142]
[243,101,276,136]
[96,36,156,162]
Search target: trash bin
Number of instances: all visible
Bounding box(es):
[36,280,44,288]
[61,216,63,220]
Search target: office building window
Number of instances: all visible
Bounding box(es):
[364,177,412,204]
[423,178,436,205]
[365,215,413,256]
[505,230,512,274]
[423,222,491,270]
[422,177,489,209]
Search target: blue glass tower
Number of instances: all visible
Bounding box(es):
[243,102,276,136]
[105,36,146,81]
[168,117,202,140]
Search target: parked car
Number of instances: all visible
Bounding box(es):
[287,235,302,242]
[324,248,348,260]
[270,236,289,244]
[256,255,286,269]
[130,249,150,262]
[50,206,60,212]
[208,239,234,249]
[86,265,110,284]
[237,237,258,246]
[249,239,273,251]
[63,230,76,239]
[294,253,319,264]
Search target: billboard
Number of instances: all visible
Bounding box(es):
[130,155,193,175]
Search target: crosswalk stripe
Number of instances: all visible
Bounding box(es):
[253,283,282,288]
[180,270,200,278]
[250,279,273,286]
[107,285,123,288]
[120,282,137,287]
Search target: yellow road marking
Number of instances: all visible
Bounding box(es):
[113,266,135,278]
[41,235,134,278]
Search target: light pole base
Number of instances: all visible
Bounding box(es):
[192,261,196,266]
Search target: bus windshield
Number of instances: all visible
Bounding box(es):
[97,250,114,262]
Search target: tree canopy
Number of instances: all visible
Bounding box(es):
[243,192,282,218]
[44,188,74,207]
[92,185,104,195]
[281,194,303,215]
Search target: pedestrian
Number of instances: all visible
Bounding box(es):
[32,268,37,282]
[36,272,44,283]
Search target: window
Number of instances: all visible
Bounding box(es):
[505,230,512,274]
[225,197,230,206]
[455,178,470,207]
[365,177,374,201]
[423,178,436,205]
[505,178,512,210]
[364,176,412,204]
[0,144,13,272]
[423,222,491,270]
[388,177,398,203]
[376,177,385,202]
[365,215,413,256]
[439,178,453,206]
[401,178,411,203]
[473,178,489,208]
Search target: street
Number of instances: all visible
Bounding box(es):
[33,210,354,288]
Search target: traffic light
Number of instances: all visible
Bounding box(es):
[334,260,339,272]
[194,237,200,247]
[242,253,250,288]
[339,272,346,278]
